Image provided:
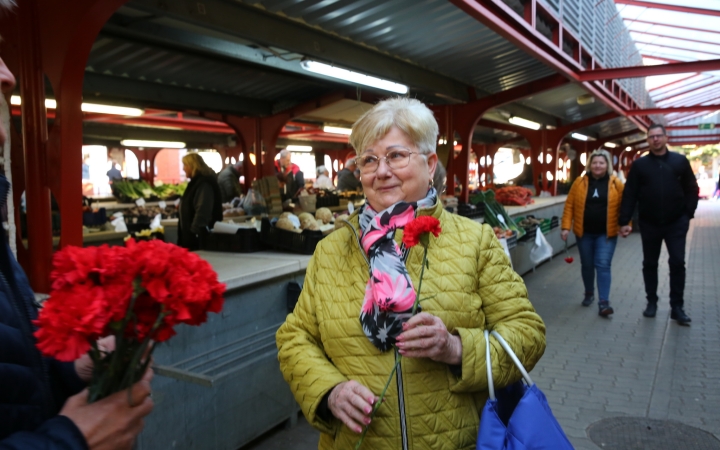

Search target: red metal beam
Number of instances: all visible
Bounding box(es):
[627,105,720,115]
[630,30,720,48]
[665,92,720,110]
[667,124,720,130]
[449,0,647,130]
[641,55,683,64]
[625,19,720,38]
[657,81,720,105]
[614,0,720,18]
[579,59,720,81]
[654,76,713,100]
[634,40,720,58]
[649,73,703,92]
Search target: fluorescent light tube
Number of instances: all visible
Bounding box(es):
[12,96,143,116]
[508,116,541,130]
[572,133,589,141]
[323,126,352,135]
[82,103,143,116]
[603,142,618,148]
[121,140,185,148]
[301,60,408,94]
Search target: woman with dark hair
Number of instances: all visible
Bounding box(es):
[178,153,223,250]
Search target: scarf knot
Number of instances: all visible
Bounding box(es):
[358,188,437,351]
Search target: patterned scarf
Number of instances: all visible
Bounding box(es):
[358,188,437,351]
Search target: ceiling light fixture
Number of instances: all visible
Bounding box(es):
[11,95,143,116]
[287,145,313,152]
[121,140,185,148]
[604,142,618,148]
[301,60,408,94]
[323,126,352,136]
[625,146,633,152]
[571,133,589,141]
[509,116,542,130]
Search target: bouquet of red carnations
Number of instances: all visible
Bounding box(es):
[34,239,225,403]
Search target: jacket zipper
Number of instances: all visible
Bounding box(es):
[347,220,410,449]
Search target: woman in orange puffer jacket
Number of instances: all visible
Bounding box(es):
[561,149,624,317]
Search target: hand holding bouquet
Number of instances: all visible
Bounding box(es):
[34,239,225,403]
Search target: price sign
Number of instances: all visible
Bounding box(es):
[158,201,167,209]
[135,198,146,207]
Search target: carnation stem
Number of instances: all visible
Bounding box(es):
[355,348,402,450]
[411,246,429,316]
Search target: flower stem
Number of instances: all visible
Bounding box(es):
[354,348,403,450]
[411,246,428,315]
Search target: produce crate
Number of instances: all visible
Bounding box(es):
[261,218,324,255]
[457,202,484,219]
[550,216,559,229]
[199,228,263,253]
[125,218,152,233]
[517,224,538,242]
[316,193,340,208]
[540,219,552,234]
[505,230,517,249]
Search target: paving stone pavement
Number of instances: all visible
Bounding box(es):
[244,201,720,450]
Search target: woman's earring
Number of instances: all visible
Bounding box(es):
[429,179,434,187]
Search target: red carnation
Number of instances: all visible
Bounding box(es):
[34,239,225,402]
[402,216,442,248]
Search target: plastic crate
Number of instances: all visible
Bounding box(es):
[261,218,324,255]
[457,202,484,219]
[125,219,152,233]
[506,230,517,249]
[550,216,559,229]
[316,193,340,208]
[518,224,538,242]
[199,228,263,253]
[82,208,107,227]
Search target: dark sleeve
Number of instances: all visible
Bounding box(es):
[295,172,305,196]
[0,416,88,450]
[618,164,639,226]
[47,359,86,408]
[681,158,699,218]
[191,183,215,234]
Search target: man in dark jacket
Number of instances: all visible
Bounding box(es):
[0,24,153,449]
[217,162,243,202]
[619,124,699,325]
[336,158,362,192]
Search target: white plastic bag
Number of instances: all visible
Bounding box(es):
[529,230,553,265]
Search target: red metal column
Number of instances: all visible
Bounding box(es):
[18,0,53,292]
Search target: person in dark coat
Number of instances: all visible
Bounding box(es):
[178,153,223,250]
[217,162,243,203]
[0,29,153,449]
[619,123,699,325]
[336,158,362,192]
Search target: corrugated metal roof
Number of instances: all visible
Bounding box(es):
[87,36,335,108]
[239,0,556,94]
[517,84,613,124]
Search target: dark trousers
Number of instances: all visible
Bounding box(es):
[639,215,690,308]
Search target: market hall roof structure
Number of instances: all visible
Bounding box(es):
[3,0,720,291]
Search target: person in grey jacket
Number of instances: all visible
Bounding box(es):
[217,162,243,202]
[336,158,362,192]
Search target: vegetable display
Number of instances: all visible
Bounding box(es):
[495,186,534,206]
[470,190,525,238]
[111,180,188,202]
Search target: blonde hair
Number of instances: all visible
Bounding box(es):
[182,153,215,178]
[350,98,438,156]
[588,149,613,176]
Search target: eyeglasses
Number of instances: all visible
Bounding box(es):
[357,148,421,173]
[647,134,665,140]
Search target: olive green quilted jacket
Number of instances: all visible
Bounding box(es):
[276,201,546,450]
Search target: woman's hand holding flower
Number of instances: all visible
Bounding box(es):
[396,312,462,365]
[328,380,379,434]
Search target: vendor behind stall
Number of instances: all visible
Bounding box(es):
[178,153,223,250]
[275,150,305,201]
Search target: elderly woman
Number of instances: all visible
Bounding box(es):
[561,149,624,317]
[314,165,335,190]
[276,98,546,450]
[178,153,223,250]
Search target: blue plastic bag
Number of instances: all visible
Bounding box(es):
[477,330,574,450]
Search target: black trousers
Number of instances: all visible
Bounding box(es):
[639,214,690,308]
